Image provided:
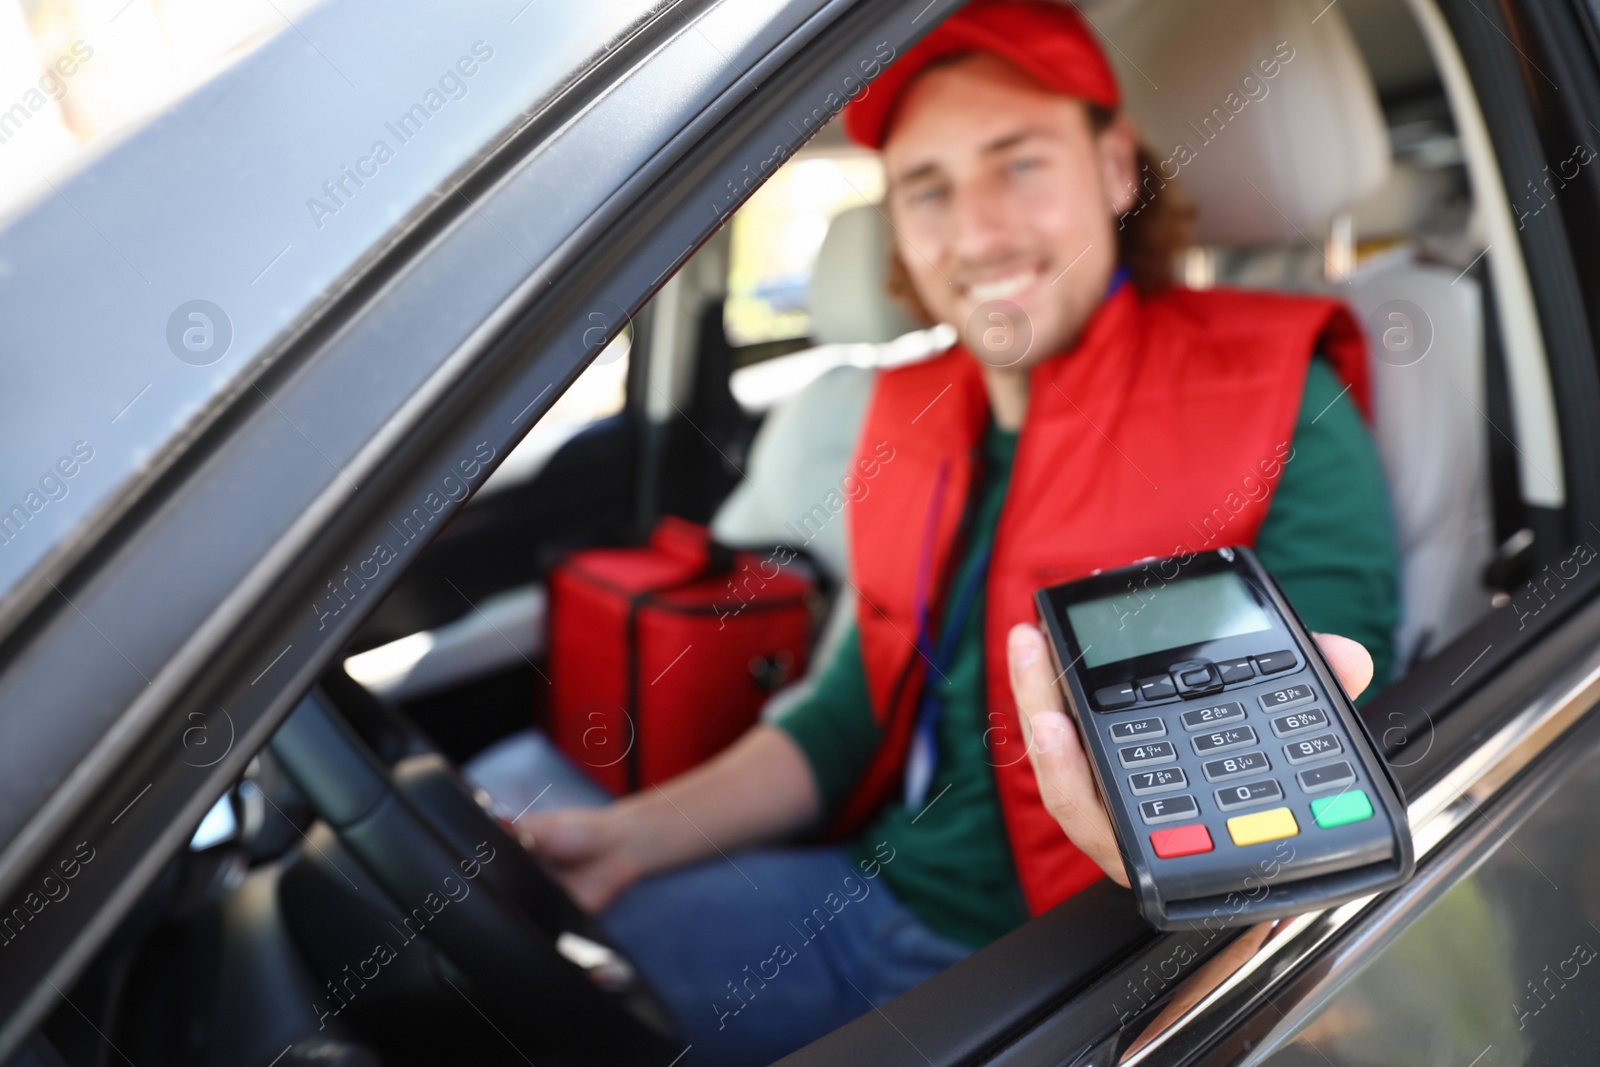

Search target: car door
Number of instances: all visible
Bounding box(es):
[0,0,967,1059]
[3,0,1599,1064]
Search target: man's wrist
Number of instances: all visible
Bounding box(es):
[609,791,678,881]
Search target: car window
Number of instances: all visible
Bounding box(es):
[717,0,1551,688]
[720,146,955,414]
[476,330,630,499]
[723,149,885,350]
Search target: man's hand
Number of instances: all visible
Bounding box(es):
[510,724,823,915]
[1006,623,1374,888]
[514,806,642,914]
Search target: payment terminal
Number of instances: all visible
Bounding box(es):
[1034,546,1413,930]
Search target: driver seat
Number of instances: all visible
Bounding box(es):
[1113,0,1496,670]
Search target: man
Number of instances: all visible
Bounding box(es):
[511,2,1397,1063]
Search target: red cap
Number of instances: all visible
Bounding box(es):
[841,0,1120,149]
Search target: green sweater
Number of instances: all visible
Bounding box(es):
[773,358,1399,949]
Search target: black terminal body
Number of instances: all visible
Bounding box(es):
[1034,546,1414,930]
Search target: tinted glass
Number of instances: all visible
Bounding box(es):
[0,0,322,218]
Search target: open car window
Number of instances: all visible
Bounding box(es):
[725,146,885,349]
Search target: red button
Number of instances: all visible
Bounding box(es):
[1150,823,1214,858]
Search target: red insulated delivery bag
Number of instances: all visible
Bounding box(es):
[547,516,814,795]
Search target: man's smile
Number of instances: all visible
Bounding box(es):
[958,262,1047,304]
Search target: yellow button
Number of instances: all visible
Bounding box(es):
[1227,806,1300,846]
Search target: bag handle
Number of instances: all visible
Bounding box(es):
[648,515,734,576]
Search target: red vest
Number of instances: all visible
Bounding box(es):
[833,283,1371,917]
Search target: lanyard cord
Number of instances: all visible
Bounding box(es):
[902,267,1126,808]
[904,501,994,810]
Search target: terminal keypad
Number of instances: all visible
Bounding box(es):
[1095,654,1374,862]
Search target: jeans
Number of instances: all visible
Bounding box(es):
[464,729,975,1066]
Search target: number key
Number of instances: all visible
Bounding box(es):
[1180,701,1246,731]
[1128,768,1188,795]
[1259,684,1315,712]
[1283,732,1343,765]
[1269,707,1329,738]
[1192,725,1258,755]
[1109,717,1167,743]
[1214,778,1285,812]
[1118,740,1178,768]
[1203,750,1271,782]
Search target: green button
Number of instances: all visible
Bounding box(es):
[1310,790,1373,828]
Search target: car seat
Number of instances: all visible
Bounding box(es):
[711,204,954,719]
[1113,0,1495,670]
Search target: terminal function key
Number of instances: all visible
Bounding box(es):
[1258,684,1315,713]
[1119,741,1178,768]
[1269,707,1329,738]
[1227,806,1299,846]
[1311,790,1374,828]
[1139,794,1199,825]
[1254,650,1297,674]
[1216,657,1255,683]
[1203,751,1270,782]
[1150,823,1214,859]
[1139,675,1178,701]
[1095,683,1137,711]
[1180,701,1246,731]
[1214,778,1284,812]
[1297,761,1356,793]
[1170,659,1223,696]
[1109,717,1167,743]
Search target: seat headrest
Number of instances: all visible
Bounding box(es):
[1114,0,1390,246]
[807,203,922,344]
[711,365,877,580]
[1352,160,1454,240]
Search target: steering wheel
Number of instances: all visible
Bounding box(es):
[267,681,682,1066]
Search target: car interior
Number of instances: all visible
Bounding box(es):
[11,0,1577,1065]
